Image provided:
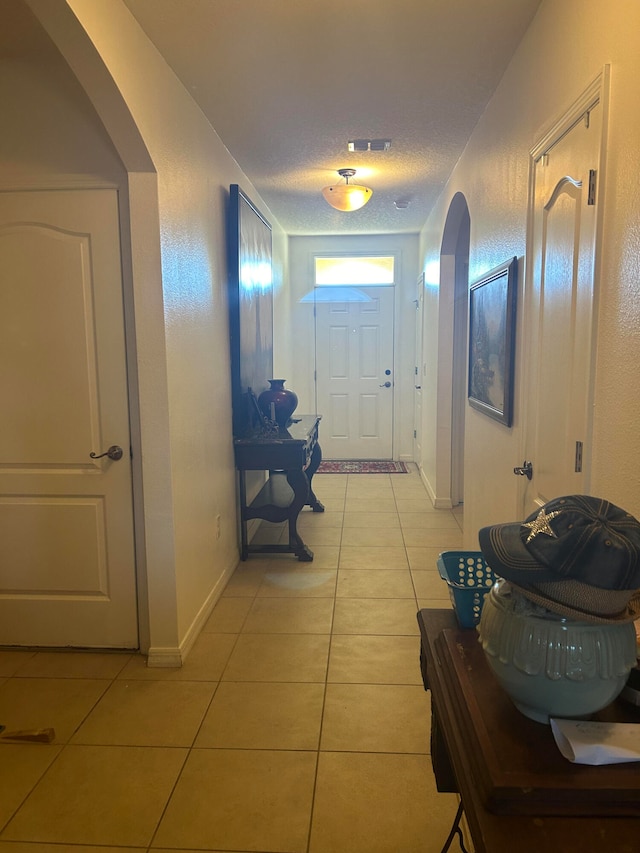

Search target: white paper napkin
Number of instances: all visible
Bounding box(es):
[550,718,640,765]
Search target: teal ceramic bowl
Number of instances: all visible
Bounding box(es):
[477,580,637,724]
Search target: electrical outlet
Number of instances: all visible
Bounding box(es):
[215,514,221,540]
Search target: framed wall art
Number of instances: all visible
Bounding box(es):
[468,256,518,426]
[227,184,273,437]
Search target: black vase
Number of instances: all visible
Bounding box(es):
[258,379,298,429]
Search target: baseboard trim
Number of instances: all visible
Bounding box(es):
[418,466,454,510]
[418,466,435,502]
[145,647,183,668]
[433,496,454,510]
[146,560,238,668]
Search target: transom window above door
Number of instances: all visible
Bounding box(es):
[314,255,395,286]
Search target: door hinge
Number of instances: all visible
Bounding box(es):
[575,440,583,473]
[413,429,417,439]
[587,170,597,205]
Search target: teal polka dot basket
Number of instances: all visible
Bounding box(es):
[436,551,497,628]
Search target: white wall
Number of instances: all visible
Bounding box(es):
[21,0,287,661]
[0,0,126,188]
[285,234,419,462]
[419,0,640,546]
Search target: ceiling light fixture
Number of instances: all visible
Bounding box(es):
[322,169,373,212]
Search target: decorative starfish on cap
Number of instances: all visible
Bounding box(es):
[522,507,561,543]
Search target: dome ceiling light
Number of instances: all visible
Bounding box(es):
[322,168,373,212]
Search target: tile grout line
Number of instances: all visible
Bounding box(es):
[303,474,346,853]
[0,465,460,851]
[146,558,263,849]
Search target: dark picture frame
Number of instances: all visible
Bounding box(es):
[227,184,273,437]
[468,257,518,426]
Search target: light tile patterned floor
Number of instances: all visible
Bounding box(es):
[0,464,468,852]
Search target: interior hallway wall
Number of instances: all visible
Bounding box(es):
[419,0,640,547]
[20,0,285,660]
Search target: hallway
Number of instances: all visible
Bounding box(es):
[0,465,465,852]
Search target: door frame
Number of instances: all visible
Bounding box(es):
[313,285,398,459]
[413,272,424,463]
[519,67,610,509]
[312,252,399,460]
[432,193,470,508]
[115,186,148,649]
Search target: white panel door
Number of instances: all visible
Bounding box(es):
[315,286,394,459]
[0,189,138,648]
[523,97,602,514]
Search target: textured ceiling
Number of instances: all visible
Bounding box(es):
[121,0,542,235]
[10,0,542,236]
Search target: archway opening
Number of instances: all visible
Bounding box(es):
[441,193,470,506]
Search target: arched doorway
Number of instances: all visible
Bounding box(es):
[21,0,172,657]
[440,193,470,506]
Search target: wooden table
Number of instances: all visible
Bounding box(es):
[417,608,640,853]
[234,415,324,561]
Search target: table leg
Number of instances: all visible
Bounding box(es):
[306,441,325,512]
[285,468,314,561]
[238,470,249,560]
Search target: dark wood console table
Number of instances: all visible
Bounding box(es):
[234,415,324,561]
[417,608,640,853]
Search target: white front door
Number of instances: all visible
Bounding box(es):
[522,90,603,515]
[315,286,394,459]
[0,189,138,648]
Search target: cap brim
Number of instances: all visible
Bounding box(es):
[507,580,640,624]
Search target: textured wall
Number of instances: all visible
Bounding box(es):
[25,0,285,657]
[419,0,640,545]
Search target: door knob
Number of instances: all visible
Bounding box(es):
[379,381,392,388]
[90,445,124,461]
[513,461,533,480]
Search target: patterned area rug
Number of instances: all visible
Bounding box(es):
[317,460,408,474]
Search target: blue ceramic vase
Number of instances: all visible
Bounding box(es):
[477,580,637,724]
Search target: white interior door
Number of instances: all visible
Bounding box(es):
[0,189,138,648]
[523,93,603,514]
[315,286,394,459]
